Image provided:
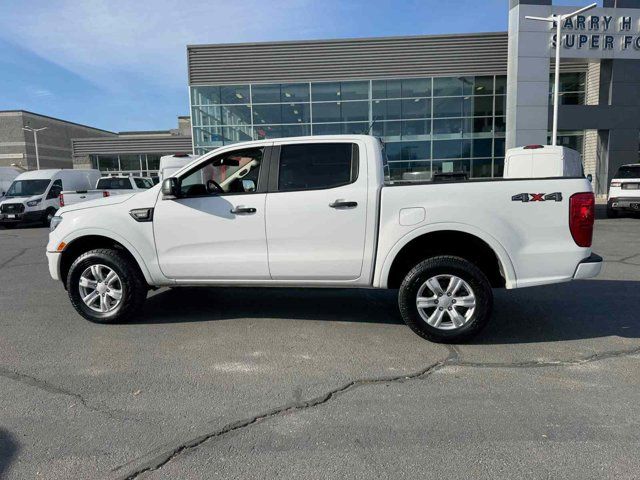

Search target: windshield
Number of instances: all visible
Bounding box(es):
[96,178,133,190]
[5,179,51,197]
[614,166,640,179]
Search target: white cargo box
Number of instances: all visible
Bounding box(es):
[504,145,583,179]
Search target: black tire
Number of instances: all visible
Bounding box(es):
[66,248,147,323]
[606,206,619,218]
[398,255,493,343]
[43,208,56,227]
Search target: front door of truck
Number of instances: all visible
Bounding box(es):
[265,141,368,281]
[154,146,271,280]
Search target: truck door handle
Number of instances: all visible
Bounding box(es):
[329,200,358,209]
[230,206,257,215]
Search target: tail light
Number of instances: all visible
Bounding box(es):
[103,191,110,198]
[569,192,595,247]
[610,181,621,188]
[59,193,64,207]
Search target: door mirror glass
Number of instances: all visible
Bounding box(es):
[242,179,256,192]
[586,173,593,183]
[162,177,180,198]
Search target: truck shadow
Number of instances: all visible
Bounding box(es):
[136,280,640,344]
[0,429,19,479]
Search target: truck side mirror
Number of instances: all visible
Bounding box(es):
[586,174,593,183]
[162,177,180,199]
[242,179,256,192]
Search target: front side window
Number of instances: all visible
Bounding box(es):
[180,147,263,197]
[278,143,357,192]
[46,179,63,199]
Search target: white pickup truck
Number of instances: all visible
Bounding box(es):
[59,175,154,208]
[47,135,601,342]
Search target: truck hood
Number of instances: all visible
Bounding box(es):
[0,195,40,205]
[58,193,136,214]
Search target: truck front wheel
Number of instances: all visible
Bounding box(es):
[66,248,148,323]
[398,256,493,343]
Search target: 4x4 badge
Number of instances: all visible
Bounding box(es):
[511,192,563,202]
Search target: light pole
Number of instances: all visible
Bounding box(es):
[526,2,597,147]
[22,126,48,170]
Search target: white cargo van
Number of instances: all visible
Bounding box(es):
[504,145,583,179]
[158,153,199,181]
[0,169,100,227]
[0,167,21,200]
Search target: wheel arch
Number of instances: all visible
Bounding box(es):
[378,225,516,290]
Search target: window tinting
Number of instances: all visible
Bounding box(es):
[615,166,640,178]
[97,178,133,190]
[278,143,355,191]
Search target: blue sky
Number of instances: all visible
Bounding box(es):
[0,0,599,132]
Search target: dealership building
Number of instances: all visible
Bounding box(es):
[187,0,640,194]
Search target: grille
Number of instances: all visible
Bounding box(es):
[1,203,25,213]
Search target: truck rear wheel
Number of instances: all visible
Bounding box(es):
[66,248,147,323]
[398,256,493,343]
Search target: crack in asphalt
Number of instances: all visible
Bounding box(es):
[116,344,640,480]
[603,252,640,266]
[0,248,28,270]
[0,366,130,421]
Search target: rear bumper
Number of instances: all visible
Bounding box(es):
[573,253,603,280]
[609,197,640,210]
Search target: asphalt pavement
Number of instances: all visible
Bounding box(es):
[0,213,639,479]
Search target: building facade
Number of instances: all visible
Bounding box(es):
[187,0,640,193]
[0,110,115,170]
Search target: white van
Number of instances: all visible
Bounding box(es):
[158,153,199,182]
[504,145,584,179]
[0,167,22,200]
[0,169,100,227]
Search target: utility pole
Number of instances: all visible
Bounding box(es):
[525,3,597,146]
[22,126,48,170]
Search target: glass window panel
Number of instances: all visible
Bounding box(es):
[388,161,432,181]
[474,76,494,95]
[312,102,341,123]
[341,101,369,122]
[554,72,585,93]
[219,85,250,104]
[372,79,402,99]
[559,92,583,105]
[494,116,506,133]
[281,83,310,102]
[433,97,464,118]
[191,86,220,105]
[119,154,141,171]
[278,143,354,191]
[251,84,281,104]
[98,155,119,171]
[281,124,311,137]
[224,126,252,144]
[372,99,401,121]
[372,120,401,139]
[340,81,369,100]
[191,106,220,126]
[385,142,402,161]
[402,78,431,98]
[433,77,471,97]
[461,117,474,135]
[401,141,430,160]
[474,117,494,134]
[342,122,369,135]
[494,138,506,157]
[402,98,430,119]
[472,96,493,117]
[312,82,341,101]
[90,155,99,170]
[253,104,282,124]
[494,158,505,177]
[495,76,506,95]
[433,139,471,159]
[254,125,281,140]
[220,105,252,126]
[433,118,463,136]
[433,159,471,175]
[281,103,310,124]
[194,126,225,146]
[313,123,342,135]
[472,158,493,178]
[495,95,506,116]
[472,139,493,158]
[402,120,431,139]
[146,154,161,171]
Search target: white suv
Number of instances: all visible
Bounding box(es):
[607,164,640,218]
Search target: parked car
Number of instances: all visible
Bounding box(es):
[607,164,640,218]
[158,153,199,182]
[46,135,600,342]
[504,145,583,178]
[59,175,154,208]
[0,169,100,227]
[0,166,21,200]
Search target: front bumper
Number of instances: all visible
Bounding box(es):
[0,210,46,224]
[573,253,603,280]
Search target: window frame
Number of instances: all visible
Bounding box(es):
[174,145,273,198]
[268,142,360,194]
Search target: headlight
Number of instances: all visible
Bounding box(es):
[50,216,63,232]
[27,198,42,207]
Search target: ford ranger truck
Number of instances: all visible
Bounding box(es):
[46,135,602,343]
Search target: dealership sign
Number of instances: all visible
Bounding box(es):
[545,7,640,59]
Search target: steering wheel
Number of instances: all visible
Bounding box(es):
[206,179,224,194]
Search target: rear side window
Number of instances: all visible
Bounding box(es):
[278,143,358,191]
[134,178,153,189]
[614,166,640,179]
[96,178,133,190]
